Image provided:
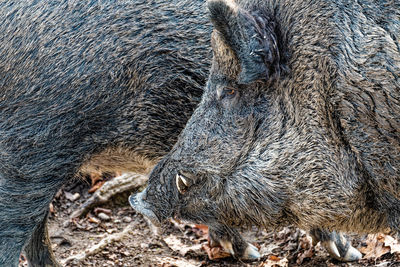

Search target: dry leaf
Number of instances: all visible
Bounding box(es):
[384,235,400,254]
[359,234,390,259]
[202,243,232,260]
[193,224,209,237]
[296,247,314,265]
[163,235,202,257]
[88,216,101,224]
[158,256,201,267]
[259,257,288,267]
[89,172,103,186]
[296,235,313,264]
[88,180,106,193]
[269,255,281,261]
[258,242,280,257]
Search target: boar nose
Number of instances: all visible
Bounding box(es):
[129,190,161,226]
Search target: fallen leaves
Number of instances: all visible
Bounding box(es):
[158,256,201,267]
[269,255,281,261]
[202,243,232,260]
[359,234,400,260]
[384,235,400,254]
[165,222,233,260]
[88,216,101,224]
[61,223,135,265]
[257,227,315,266]
[259,255,288,267]
[163,235,203,257]
[192,224,209,236]
[295,235,314,264]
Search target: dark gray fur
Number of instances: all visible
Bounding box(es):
[133,0,400,252]
[0,0,213,266]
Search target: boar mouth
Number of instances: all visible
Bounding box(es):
[129,191,161,226]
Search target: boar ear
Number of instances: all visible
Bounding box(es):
[208,0,281,84]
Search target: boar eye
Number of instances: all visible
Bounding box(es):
[221,87,237,100]
[176,173,190,194]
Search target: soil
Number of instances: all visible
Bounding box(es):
[19,178,400,267]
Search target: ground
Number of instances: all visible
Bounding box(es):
[20,176,400,267]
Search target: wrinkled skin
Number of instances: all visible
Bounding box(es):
[131,0,400,260]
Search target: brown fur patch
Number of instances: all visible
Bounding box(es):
[79,146,160,177]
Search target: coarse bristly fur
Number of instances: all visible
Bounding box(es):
[0,0,212,266]
[134,0,400,253]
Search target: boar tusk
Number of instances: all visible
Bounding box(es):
[176,173,189,194]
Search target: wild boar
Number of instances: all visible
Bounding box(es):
[130,0,400,262]
[0,0,213,265]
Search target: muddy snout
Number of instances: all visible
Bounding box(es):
[129,190,161,226]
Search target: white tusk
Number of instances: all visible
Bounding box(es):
[176,174,188,193]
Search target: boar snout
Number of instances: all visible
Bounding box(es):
[129,190,161,226]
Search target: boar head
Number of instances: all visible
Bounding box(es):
[130,0,363,233]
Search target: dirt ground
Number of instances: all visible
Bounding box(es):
[20,176,400,267]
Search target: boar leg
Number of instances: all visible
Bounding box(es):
[208,224,260,260]
[310,228,362,262]
[24,212,60,267]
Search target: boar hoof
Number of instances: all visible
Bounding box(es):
[312,229,362,262]
[322,239,362,261]
[218,240,235,255]
[242,243,261,260]
[208,225,261,261]
[342,245,363,261]
[218,240,260,260]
